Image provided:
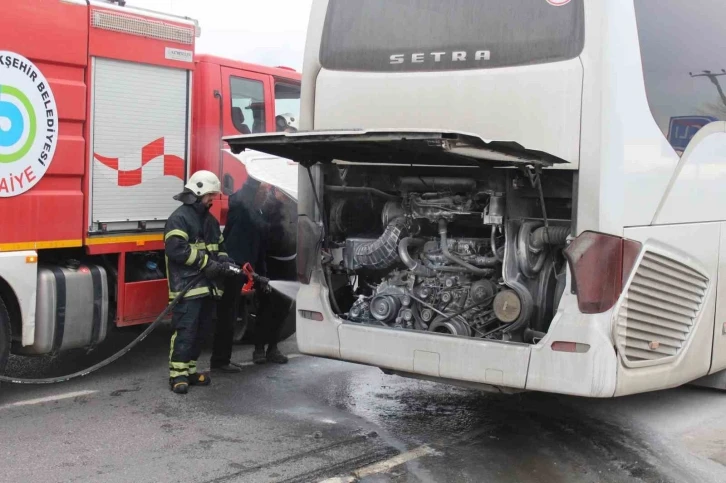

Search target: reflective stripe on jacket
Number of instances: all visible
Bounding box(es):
[164,199,227,300]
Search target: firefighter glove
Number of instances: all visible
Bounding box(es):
[203,260,224,280]
[253,273,271,293]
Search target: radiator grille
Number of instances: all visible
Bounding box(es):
[92,10,194,45]
[616,251,707,364]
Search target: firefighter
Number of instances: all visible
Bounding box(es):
[211,177,284,372]
[165,170,238,394]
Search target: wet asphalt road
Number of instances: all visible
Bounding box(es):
[2,329,726,483]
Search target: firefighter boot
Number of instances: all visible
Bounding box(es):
[266,346,289,364]
[253,346,267,365]
[188,372,212,386]
[170,376,189,394]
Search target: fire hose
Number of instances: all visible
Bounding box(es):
[0,264,262,385]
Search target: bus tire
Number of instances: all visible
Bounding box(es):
[0,296,11,375]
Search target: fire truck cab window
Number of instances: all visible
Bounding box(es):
[230,76,266,134]
[634,0,726,155]
[274,83,301,132]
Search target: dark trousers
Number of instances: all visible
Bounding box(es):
[211,278,284,366]
[211,276,244,368]
[254,290,283,350]
[169,297,214,379]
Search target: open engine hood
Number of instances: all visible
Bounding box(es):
[224,129,567,168]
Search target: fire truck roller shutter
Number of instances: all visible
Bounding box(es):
[90,58,190,233]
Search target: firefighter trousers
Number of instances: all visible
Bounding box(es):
[169,297,215,379]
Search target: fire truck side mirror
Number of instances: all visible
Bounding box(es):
[223,173,235,195]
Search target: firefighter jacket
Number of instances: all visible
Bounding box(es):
[164,190,229,300]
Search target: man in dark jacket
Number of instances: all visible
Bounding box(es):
[165,170,238,394]
[211,177,287,371]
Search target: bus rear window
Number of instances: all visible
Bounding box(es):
[634,0,726,155]
[320,0,584,72]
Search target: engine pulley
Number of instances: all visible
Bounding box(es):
[370,294,401,323]
[429,315,471,337]
[469,280,496,305]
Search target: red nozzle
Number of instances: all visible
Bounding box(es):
[241,262,255,293]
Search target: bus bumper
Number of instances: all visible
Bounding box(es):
[295,274,618,398]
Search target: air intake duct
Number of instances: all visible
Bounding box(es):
[352,217,407,270]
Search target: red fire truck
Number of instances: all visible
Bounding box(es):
[0,0,301,370]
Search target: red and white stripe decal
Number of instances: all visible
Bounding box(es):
[94,138,184,187]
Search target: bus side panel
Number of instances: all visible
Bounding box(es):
[710,221,726,373]
[651,124,726,226]
[616,223,719,396]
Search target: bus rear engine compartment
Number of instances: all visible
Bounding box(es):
[323,171,573,345]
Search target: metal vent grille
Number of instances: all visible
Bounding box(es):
[92,10,194,45]
[615,250,707,364]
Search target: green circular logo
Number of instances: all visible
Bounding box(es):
[0,85,37,164]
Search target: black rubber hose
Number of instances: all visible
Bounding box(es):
[529,225,570,251]
[491,225,504,262]
[325,185,400,201]
[398,177,476,193]
[436,296,495,324]
[470,255,500,268]
[353,217,407,270]
[0,273,206,385]
[438,219,495,276]
[398,238,437,277]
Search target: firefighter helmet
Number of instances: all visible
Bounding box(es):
[185,170,221,197]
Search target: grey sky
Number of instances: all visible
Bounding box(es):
[130,0,314,70]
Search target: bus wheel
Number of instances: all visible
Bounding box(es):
[0,296,11,375]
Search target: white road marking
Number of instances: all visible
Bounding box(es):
[0,390,98,410]
[319,445,437,483]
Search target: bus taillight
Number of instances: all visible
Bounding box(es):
[563,232,641,314]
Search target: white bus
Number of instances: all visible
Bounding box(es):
[226,0,726,397]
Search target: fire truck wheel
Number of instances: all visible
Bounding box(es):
[232,316,249,344]
[0,296,11,375]
[232,296,252,345]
